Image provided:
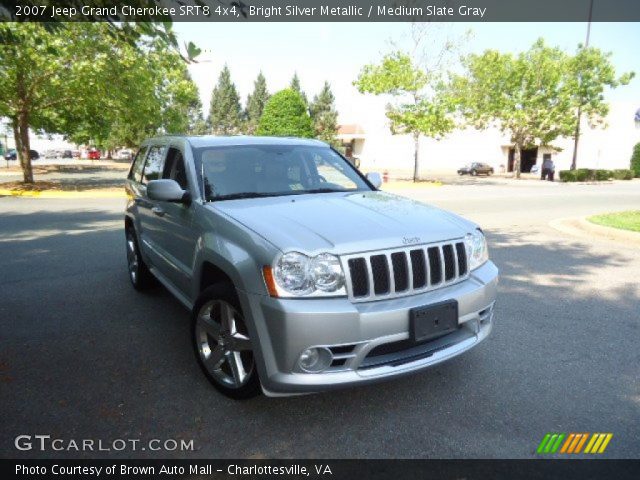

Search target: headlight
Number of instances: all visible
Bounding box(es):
[267,252,346,297]
[465,229,489,271]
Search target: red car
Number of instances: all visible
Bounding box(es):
[87,149,101,160]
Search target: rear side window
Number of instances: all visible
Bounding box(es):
[128,146,148,183]
[162,147,189,190]
[141,145,166,184]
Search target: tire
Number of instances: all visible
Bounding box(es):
[471,170,477,176]
[192,283,261,399]
[125,227,154,291]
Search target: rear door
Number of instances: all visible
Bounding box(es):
[136,143,169,273]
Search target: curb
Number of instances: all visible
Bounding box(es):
[0,189,127,199]
[549,216,640,247]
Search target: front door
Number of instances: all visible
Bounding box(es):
[151,145,198,295]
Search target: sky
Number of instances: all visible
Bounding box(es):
[172,22,640,123]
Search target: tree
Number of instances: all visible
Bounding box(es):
[290,73,308,107]
[631,142,640,178]
[567,46,634,170]
[245,72,270,134]
[309,81,339,145]
[450,39,578,178]
[0,21,205,183]
[256,89,314,138]
[354,51,454,181]
[208,65,242,135]
[0,23,125,182]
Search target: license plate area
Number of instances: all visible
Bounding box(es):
[410,300,459,342]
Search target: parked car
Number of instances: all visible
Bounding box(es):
[4,149,39,160]
[72,150,81,158]
[116,149,133,161]
[44,150,59,159]
[125,136,498,399]
[62,150,73,159]
[458,162,494,176]
[87,149,101,160]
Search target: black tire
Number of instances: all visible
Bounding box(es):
[125,227,154,291]
[192,283,261,399]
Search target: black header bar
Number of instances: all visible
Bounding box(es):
[1,0,640,22]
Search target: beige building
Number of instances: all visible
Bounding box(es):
[338,101,640,178]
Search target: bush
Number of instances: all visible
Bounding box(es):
[256,89,314,138]
[631,143,640,178]
[612,169,634,180]
[595,169,613,181]
[559,169,618,182]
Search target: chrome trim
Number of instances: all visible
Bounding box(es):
[340,239,469,303]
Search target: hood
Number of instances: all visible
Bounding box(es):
[210,191,475,255]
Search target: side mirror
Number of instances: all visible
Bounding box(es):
[366,172,383,189]
[147,179,189,203]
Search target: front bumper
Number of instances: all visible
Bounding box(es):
[241,260,498,396]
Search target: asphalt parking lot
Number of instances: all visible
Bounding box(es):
[1,180,639,459]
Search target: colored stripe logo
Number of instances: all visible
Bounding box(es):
[537,433,613,454]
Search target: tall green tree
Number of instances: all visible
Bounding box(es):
[0,21,205,183]
[450,40,578,178]
[245,72,270,134]
[290,72,308,107]
[0,23,125,182]
[567,45,634,170]
[208,65,242,135]
[256,89,314,138]
[354,52,454,181]
[309,81,339,145]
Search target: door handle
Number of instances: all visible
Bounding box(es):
[151,206,166,217]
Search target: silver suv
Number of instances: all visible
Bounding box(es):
[125,136,498,399]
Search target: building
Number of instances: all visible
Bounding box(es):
[338,101,640,178]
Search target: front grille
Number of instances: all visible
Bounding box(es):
[343,240,468,301]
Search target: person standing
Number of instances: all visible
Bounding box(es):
[548,159,555,182]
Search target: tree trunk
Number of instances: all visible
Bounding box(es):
[13,115,33,183]
[513,143,522,179]
[570,106,582,171]
[412,132,420,182]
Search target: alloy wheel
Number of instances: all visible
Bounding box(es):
[195,300,254,389]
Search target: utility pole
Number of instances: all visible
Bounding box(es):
[570,0,594,170]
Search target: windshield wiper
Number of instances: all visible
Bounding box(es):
[210,192,285,201]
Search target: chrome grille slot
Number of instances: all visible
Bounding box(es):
[342,239,469,302]
[370,254,390,295]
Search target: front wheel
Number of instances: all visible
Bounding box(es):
[125,228,154,290]
[192,284,261,399]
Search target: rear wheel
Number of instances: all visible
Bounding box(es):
[125,227,154,290]
[192,284,260,399]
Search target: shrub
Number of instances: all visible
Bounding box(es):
[559,169,619,182]
[631,143,640,178]
[256,89,314,138]
[612,169,634,180]
[595,169,613,181]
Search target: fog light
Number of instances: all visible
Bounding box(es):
[298,347,333,373]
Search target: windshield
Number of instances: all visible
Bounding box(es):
[192,144,372,201]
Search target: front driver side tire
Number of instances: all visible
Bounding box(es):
[125,227,154,291]
[192,283,261,399]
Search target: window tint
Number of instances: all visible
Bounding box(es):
[128,146,148,182]
[162,147,188,190]
[141,145,166,184]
